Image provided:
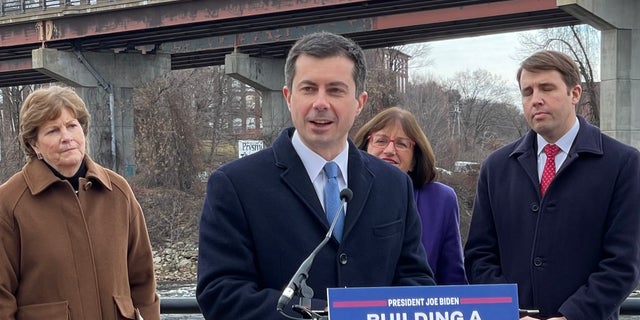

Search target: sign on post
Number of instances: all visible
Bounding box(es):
[238,140,264,158]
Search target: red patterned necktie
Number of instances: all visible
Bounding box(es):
[540,144,560,196]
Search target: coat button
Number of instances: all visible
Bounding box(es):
[530,203,539,212]
[533,257,543,267]
[339,253,348,265]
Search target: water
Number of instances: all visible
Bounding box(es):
[158,282,202,320]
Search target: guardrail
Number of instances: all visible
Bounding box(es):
[159,297,640,315]
[624,298,640,315]
[161,297,201,314]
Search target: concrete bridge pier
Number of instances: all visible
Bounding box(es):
[225,52,291,143]
[32,48,171,176]
[560,0,640,149]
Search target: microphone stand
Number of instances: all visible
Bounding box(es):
[296,278,315,311]
[277,188,353,320]
[291,304,328,320]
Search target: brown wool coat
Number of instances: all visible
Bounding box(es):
[0,156,160,320]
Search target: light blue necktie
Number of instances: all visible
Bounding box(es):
[323,161,344,242]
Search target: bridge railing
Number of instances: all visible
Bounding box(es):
[0,0,99,16]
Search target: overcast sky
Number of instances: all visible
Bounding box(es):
[409,29,533,84]
[404,29,543,107]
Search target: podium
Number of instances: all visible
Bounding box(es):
[326,284,519,320]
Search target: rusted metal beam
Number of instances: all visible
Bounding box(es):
[0,0,367,46]
[160,0,567,54]
[160,19,375,54]
[0,0,582,86]
[160,0,580,70]
[372,0,562,29]
[0,56,31,71]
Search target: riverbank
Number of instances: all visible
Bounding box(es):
[153,241,197,283]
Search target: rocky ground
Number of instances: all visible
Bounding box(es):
[153,240,198,283]
[133,186,201,283]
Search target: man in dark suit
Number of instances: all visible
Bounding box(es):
[464,50,640,320]
[196,31,435,320]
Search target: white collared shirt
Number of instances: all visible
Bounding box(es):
[291,130,349,213]
[536,117,580,182]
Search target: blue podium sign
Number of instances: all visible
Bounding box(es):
[327,284,518,320]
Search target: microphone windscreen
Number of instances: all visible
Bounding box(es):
[340,188,353,202]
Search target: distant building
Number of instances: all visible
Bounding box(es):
[365,48,410,94]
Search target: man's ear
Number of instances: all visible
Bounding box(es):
[283,86,292,111]
[356,91,368,115]
[571,84,582,105]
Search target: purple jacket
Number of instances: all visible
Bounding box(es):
[414,182,468,285]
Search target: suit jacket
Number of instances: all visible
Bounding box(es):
[464,116,640,319]
[196,128,435,320]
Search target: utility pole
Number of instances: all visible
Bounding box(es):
[451,102,461,138]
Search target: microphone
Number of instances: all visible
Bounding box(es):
[276,188,353,313]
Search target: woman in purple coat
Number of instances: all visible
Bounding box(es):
[355,106,467,285]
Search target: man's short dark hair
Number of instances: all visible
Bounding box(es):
[284,31,367,97]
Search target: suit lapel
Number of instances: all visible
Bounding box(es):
[343,144,374,238]
[512,131,541,192]
[273,128,329,226]
[272,130,376,238]
[559,116,603,172]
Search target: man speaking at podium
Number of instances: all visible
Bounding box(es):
[196,31,436,320]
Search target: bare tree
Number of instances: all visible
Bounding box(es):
[134,70,202,193]
[353,46,428,136]
[403,42,435,76]
[445,69,526,160]
[519,25,600,125]
[404,76,459,168]
[189,66,237,167]
[0,86,38,183]
[198,67,264,165]
[362,48,406,116]
[137,187,201,248]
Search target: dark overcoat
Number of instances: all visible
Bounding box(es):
[196,128,435,320]
[465,116,640,319]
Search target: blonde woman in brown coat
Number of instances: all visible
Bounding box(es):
[0,86,160,320]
